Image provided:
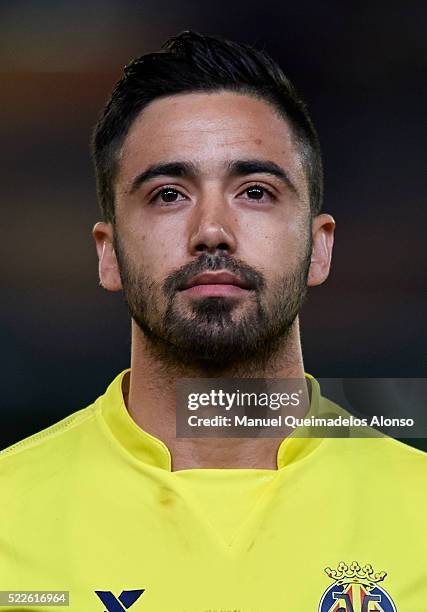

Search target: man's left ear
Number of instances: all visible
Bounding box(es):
[307,213,335,287]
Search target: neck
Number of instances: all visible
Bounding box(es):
[126,319,306,471]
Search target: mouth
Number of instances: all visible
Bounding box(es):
[178,271,254,297]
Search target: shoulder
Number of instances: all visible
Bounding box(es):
[370,434,427,471]
[0,370,129,478]
[319,394,427,466]
[322,435,427,500]
[0,401,99,484]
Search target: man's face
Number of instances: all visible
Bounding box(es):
[111,91,312,369]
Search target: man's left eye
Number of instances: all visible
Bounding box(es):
[242,185,273,201]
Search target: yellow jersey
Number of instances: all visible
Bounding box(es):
[1,370,426,611]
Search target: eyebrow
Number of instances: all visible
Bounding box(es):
[226,159,298,195]
[129,162,197,194]
[129,158,298,196]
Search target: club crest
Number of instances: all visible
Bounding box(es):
[318,561,396,611]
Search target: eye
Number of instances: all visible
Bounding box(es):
[239,184,275,202]
[150,187,187,206]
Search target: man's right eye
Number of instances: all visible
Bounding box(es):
[150,187,187,205]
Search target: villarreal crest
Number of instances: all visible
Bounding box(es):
[318,561,397,612]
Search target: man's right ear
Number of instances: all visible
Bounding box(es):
[92,222,123,292]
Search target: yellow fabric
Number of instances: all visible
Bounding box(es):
[1,370,426,611]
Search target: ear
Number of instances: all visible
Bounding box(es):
[307,213,336,287]
[92,222,123,292]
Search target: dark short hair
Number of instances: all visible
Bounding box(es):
[91,30,323,223]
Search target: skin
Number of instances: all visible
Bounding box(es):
[93,91,335,470]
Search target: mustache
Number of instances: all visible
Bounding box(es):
[163,253,265,297]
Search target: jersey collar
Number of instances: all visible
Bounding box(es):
[100,369,324,471]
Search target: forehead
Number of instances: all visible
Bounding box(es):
[117,91,306,187]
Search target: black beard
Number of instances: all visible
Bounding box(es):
[114,234,311,374]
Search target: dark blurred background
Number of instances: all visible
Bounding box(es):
[1,1,426,450]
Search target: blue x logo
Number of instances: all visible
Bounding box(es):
[95,589,145,611]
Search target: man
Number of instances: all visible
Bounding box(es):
[1,31,426,612]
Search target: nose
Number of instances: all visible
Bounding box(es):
[188,195,237,256]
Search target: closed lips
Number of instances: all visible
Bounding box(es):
[180,271,252,290]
